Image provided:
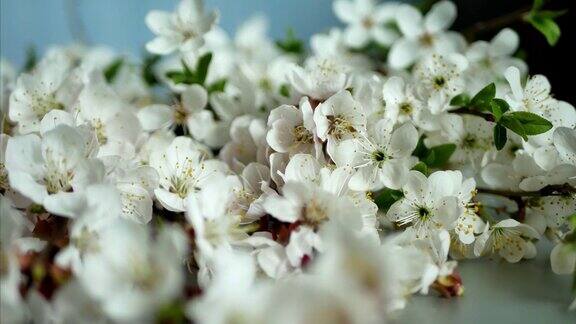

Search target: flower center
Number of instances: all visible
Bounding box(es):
[433,76,446,89]
[31,92,64,119]
[362,17,375,29]
[303,198,329,226]
[0,163,8,191]
[93,119,108,145]
[174,104,189,125]
[131,259,161,292]
[43,154,74,194]
[418,206,431,221]
[259,78,273,91]
[293,125,314,144]
[399,102,413,115]
[419,33,434,47]
[372,150,387,163]
[462,134,477,149]
[169,174,194,198]
[327,115,356,140]
[72,227,100,255]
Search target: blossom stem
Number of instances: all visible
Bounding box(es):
[477,184,576,198]
[461,6,532,41]
[451,108,495,122]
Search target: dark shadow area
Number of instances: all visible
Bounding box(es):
[453,0,576,103]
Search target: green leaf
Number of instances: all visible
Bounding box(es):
[279,84,291,98]
[23,46,37,73]
[182,59,194,76]
[489,98,510,121]
[165,53,213,86]
[142,54,161,86]
[450,93,470,107]
[507,111,553,135]
[470,83,496,108]
[103,58,124,83]
[165,71,189,85]
[194,52,213,85]
[569,213,576,230]
[537,10,568,19]
[276,28,305,55]
[527,13,561,46]
[207,78,227,94]
[412,136,429,160]
[156,302,186,324]
[423,144,456,168]
[493,124,508,150]
[374,188,404,212]
[532,0,545,11]
[411,162,429,175]
[500,115,528,140]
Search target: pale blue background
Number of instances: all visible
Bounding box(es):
[0,0,345,66]
[1,1,575,322]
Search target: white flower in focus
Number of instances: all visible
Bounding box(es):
[151,136,228,212]
[504,66,556,114]
[232,162,272,222]
[106,160,159,224]
[553,127,576,167]
[448,115,494,171]
[389,1,465,69]
[333,0,400,48]
[314,90,367,152]
[412,230,457,294]
[77,74,141,157]
[146,0,218,55]
[382,76,426,125]
[263,181,362,230]
[387,170,465,238]
[219,116,268,173]
[136,129,175,165]
[465,28,527,94]
[331,121,418,191]
[525,195,576,233]
[414,53,467,114]
[5,125,103,217]
[474,219,539,263]
[8,54,77,134]
[266,97,317,156]
[481,153,543,191]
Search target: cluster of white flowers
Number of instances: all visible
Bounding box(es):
[1,0,575,322]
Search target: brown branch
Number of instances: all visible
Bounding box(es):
[462,6,532,41]
[451,107,495,122]
[477,184,576,198]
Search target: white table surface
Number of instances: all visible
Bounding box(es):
[394,243,575,324]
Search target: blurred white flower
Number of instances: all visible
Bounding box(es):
[146,0,218,55]
[389,1,465,69]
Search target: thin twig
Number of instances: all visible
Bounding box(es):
[477,184,576,198]
[450,107,495,122]
[462,6,532,41]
